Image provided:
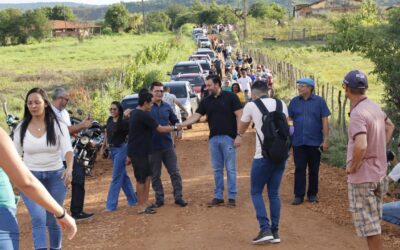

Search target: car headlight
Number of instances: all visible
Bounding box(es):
[80,136,90,145]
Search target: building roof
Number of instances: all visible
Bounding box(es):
[295,0,363,11]
[50,20,100,30]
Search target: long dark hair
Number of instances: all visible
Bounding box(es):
[110,101,124,135]
[231,83,241,93]
[20,88,62,147]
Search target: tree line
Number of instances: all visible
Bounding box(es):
[0,5,75,45]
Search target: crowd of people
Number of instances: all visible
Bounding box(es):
[0,31,399,249]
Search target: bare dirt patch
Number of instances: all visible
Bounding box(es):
[17,123,399,249]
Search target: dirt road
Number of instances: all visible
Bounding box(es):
[18,123,399,249]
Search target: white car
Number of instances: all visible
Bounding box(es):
[163,81,199,121]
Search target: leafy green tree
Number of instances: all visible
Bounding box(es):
[126,13,143,33]
[249,2,285,21]
[327,2,400,132]
[105,3,129,32]
[166,4,188,28]
[48,5,76,21]
[198,9,222,25]
[21,9,51,43]
[0,8,23,45]
[145,12,171,32]
[174,12,199,29]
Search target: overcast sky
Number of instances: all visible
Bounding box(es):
[0,0,141,5]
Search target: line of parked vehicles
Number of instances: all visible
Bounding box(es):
[122,27,217,124]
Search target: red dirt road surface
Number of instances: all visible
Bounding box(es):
[18,123,400,249]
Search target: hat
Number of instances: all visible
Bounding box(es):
[296,78,315,87]
[343,70,368,89]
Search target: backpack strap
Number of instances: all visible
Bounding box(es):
[254,98,270,116]
[275,99,283,113]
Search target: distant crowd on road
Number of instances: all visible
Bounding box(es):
[0,25,399,250]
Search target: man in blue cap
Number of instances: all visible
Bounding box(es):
[288,78,331,205]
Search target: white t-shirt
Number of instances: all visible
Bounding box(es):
[13,122,73,171]
[51,105,72,126]
[389,163,400,182]
[238,76,252,96]
[163,92,182,121]
[241,98,289,159]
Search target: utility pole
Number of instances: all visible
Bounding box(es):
[243,0,248,40]
[141,0,146,33]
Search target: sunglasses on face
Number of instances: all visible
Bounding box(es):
[153,90,164,93]
[297,84,308,88]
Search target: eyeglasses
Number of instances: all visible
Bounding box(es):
[60,97,69,102]
[297,84,307,88]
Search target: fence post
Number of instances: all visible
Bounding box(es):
[303,28,306,40]
[326,82,330,104]
[338,90,342,127]
[331,86,334,117]
[342,96,348,134]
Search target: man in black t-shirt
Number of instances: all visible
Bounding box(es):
[126,92,182,214]
[181,75,243,207]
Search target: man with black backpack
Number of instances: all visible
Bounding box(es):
[237,80,290,245]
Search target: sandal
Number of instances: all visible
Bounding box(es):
[137,207,156,215]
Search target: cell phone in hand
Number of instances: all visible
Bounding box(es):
[318,146,324,153]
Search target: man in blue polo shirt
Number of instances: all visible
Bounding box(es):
[148,82,187,208]
[288,78,330,205]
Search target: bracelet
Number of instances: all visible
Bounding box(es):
[55,208,66,220]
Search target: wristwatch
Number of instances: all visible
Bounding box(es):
[173,125,178,131]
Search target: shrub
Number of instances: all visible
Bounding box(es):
[102,27,113,35]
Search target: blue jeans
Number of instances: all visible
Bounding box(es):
[106,144,137,211]
[251,158,286,232]
[21,168,67,250]
[209,135,237,200]
[0,207,18,250]
[383,202,400,226]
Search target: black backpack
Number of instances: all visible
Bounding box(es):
[254,98,291,164]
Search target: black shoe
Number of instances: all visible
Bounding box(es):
[175,199,188,207]
[149,201,164,209]
[308,195,318,203]
[207,198,224,207]
[72,212,94,221]
[252,230,273,244]
[270,230,281,244]
[291,197,304,205]
[226,199,236,207]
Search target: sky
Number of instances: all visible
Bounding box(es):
[0,0,142,5]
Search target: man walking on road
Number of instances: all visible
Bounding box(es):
[237,81,289,244]
[149,82,187,208]
[181,75,242,207]
[51,87,94,220]
[344,70,394,250]
[288,78,330,205]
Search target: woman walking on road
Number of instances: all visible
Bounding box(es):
[0,127,76,249]
[13,88,74,250]
[102,101,137,212]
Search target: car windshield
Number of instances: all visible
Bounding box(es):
[172,65,200,75]
[121,97,138,110]
[176,77,204,87]
[168,85,187,98]
[197,51,214,59]
[200,63,210,71]
[199,38,208,42]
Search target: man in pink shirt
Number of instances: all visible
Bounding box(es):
[344,70,395,250]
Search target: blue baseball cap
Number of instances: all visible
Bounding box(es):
[296,78,315,87]
[343,70,368,89]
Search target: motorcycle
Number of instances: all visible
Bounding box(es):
[71,115,104,177]
[2,102,19,139]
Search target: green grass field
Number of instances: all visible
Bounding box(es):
[0,32,196,129]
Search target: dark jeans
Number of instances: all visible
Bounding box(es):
[293,145,321,199]
[68,158,86,216]
[150,147,183,203]
[251,158,286,232]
